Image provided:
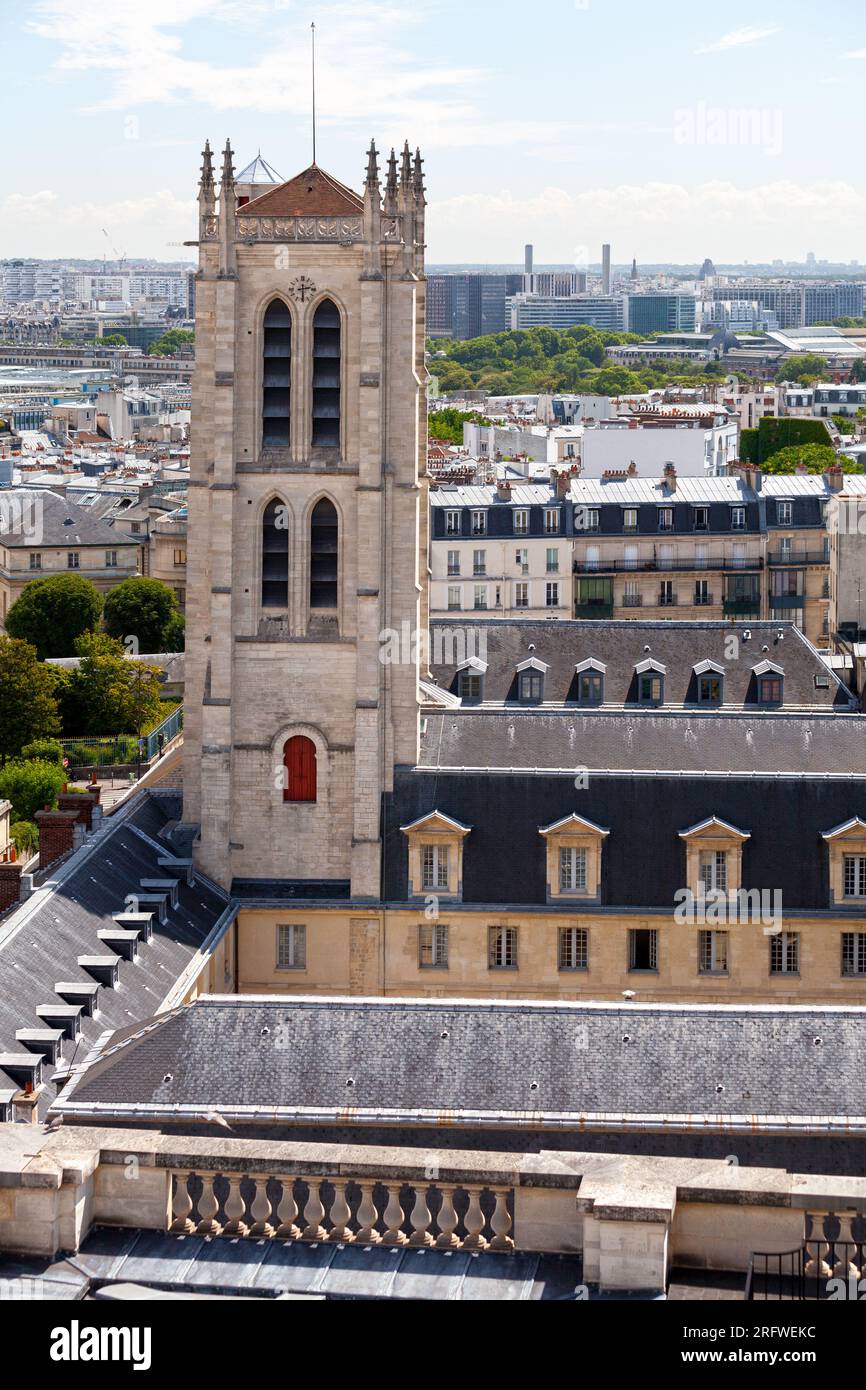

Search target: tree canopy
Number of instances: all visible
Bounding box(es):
[5,574,103,659]
[760,443,863,474]
[0,636,61,760]
[147,328,194,357]
[57,633,165,737]
[103,576,184,653]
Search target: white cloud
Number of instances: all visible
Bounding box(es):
[695,25,780,56]
[0,188,195,258]
[842,47,866,60]
[427,179,866,263]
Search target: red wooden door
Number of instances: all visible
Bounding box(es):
[283,736,317,803]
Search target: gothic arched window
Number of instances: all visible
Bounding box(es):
[262,299,291,448]
[310,498,338,610]
[311,299,341,449]
[283,735,317,803]
[261,499,289,608]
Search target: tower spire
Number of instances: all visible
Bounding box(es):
[412,147,425,205]
[199,139,215,198]
[384,148,399,216]
[400,140,412,188]
[365,138,380,189]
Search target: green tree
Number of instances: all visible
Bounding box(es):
[147,328,195,356]
[101,333,127,345]
[19,738,64,765]
[0,636,61,760]
[428,408,489,443]
[63,633,164,737]
[0,760,66,822]
[10,821,38,856]
[777,354,828,385]
[761,443,862,474]
[103,576,183,653]
[5,574,103,659]
[833,414,856,435]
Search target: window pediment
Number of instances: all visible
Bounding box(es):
[539,813,610,839]
[634,657,666,675]
[516,656,549,674]
[693,659,725,676]
[752,659,783,677]
[575,658,607,675]
[679,817,751,842]
[821,818,866,843]
[400,810,471,838]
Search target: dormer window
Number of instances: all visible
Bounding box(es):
[540,813,609,903]
[401,811,471,903]
[753,660,784,705]
[634,657,666,706]
[693,506,709,531]
[516,656,548,704]
[513,509,528,534]
[777,501,792,526]
[457,655,487,705]
[731,506,746,530]
[471,510,487,536]
[679,817,750,901]
[575,658,606,705]
[445,510,460,536]
[821,819,866,906]
[693,659,724,705]
[658,507,673,531]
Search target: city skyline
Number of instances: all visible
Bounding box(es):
[1,0,865,263]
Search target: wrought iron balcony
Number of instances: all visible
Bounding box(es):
[723,598,761,616]
[767,551,828,566]
[573,556,764,575]
[574,601,614,619]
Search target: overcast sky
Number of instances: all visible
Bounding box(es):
[3,0,865,265]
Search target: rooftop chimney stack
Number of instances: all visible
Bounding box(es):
[663,462,677,493]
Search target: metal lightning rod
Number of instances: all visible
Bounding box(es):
[311,21,317,166]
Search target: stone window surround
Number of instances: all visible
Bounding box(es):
[253,489,344,637]
[822,818,866,907]
[540,813,609,905]
[253,290,348,466]
[679,817,751,900]
[401,810,471,903]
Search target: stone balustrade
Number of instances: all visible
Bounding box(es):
[169,1171,514,1251]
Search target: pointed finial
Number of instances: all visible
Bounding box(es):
[199,140,215,193]
[413,147,425,202]
[400,140,412,186]
[384,147,399,215]
[221,139,235,186]
[366,139,380,187]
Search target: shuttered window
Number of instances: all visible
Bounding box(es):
[283,735,317,803]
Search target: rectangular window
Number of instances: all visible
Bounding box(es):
[29,553,42,570]
[445,510,460,536]
[659,580,675,607]
[546,547,559,574]
[559,846,587,893]
[699,929,729,974]
[578,671,603,704]
[421,844,449,891]
[515,581,529,608]
[473,549,486,576]
[582,509,600,532]
[513,509,528,534]
[698,673,722,704]
[844,855,866,898]
[777,501,792,526]
[519,670,544,703]
[447,550,460,576]
[638,673,663,704]
[558,927,588,971]
[67,552,80,569]
[658,507,673,531]
[623,508,638,532]
[447,586,461,611]
[629,928,658,972]
[276,923,306,970]
[473,585,487,610]
[419,923,449,969]
[545,582,559,608]
[488,925,518,969]
[731,506,746,530]
[693,507,709,531]
[695,578,710,605]
[699,850,727,893]
[459,672,482,703]
[842,933,866,977]
[758,676,783,705]
[173,549,186,566]
[471,510,487,535]
[515,547,529,572]
[105,550,118,568]
[770,931,800,975]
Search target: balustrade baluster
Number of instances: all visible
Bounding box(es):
[408,1186,434,1247]
[804,1212,832,1278]
[463,1186,489,1250]
[223,1175,249,1237]
[382,1185,409,1246]
[301,1178,327,1241]
[434,1187,460,1249]
[275,1180,301,1240]
[169,1171,195,1234]
[249,1177,275,1238]
[831,1212,860,1280]
[489,1188,515,1252]
[328,1182,355,1242]
[355,1182,382,1244]
[195,1172,222,1236]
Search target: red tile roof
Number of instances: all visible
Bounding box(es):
[237,164,363,218]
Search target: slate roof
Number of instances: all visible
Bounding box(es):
[2,490,141,549]
[428,620,852,710]
[0,792,229,1118]
[53,995,866,1132]
[237,165,363,218]
[416,711,866,775]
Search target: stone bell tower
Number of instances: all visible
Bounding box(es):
[183,138,428,895]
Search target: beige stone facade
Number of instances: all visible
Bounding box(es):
[184,143,428,894]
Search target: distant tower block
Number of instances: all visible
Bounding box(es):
[602,244,611,295]
[630,257,639,282]
[525,244,534,275]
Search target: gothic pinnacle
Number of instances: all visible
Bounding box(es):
[366,139,380,187]
[400,140,412,186]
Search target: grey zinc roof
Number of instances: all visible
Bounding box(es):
[2,490,141,549]
[53,995,866,1132]
[428,619,852,711]
[417,710,866,775]
[0,792,228,1114]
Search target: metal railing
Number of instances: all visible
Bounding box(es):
[573,557,764,574]
[767,551,828,566]
[61,706,183,769]
[747,1212,866,1300]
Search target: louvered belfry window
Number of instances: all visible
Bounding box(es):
[262,299,291,448]
[283,735,317,803]
[311,298,341,448]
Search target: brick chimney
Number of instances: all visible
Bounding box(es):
[825,464,844,493]
[57,791,100,831]
[35,809,79,870]
[663,462,677,493]
[0,860,22,912]
[730,459,763,492]
[496,479,512,501]
[555,470,571,499]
